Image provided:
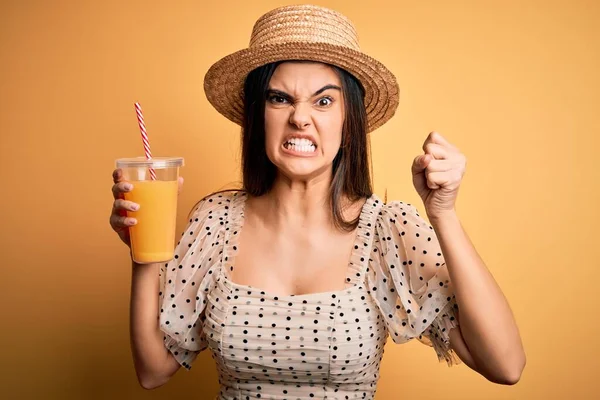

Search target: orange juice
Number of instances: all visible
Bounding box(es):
[124,180,179,263]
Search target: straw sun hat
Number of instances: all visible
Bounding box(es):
[203,4,400,132]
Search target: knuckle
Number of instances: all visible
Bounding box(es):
[110,215,122,229]
[112,184,123,199]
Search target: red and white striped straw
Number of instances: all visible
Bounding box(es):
[134,102,157,180]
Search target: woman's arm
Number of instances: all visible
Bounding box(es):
[129,261,181,389]
[430,211,526,384]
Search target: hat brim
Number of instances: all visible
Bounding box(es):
[203,42,399,132]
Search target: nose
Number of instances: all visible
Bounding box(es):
[288,102,311,129]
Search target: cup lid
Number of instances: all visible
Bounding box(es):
[116,156,184,169]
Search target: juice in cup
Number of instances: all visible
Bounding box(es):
[115,156,184,263]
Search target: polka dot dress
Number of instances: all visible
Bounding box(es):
[159,191,461,399]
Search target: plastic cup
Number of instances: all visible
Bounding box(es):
[115,156,184,264]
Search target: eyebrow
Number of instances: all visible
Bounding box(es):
[266,84,342,98]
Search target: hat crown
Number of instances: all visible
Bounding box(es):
[249,5,360,51]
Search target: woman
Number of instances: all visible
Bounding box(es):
[109,4,525,398]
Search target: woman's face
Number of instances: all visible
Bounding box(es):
[264,61,345,184]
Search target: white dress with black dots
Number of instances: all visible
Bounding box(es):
[158,191,461,399]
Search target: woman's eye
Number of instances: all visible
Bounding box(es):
[316,97,333,107]
[269,95,288,104]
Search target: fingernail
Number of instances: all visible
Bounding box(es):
[124,183,133,190]
[131,204,139,211]
[129,218,137,225]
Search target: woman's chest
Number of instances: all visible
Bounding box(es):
[231,224,358,296]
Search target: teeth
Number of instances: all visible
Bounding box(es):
[284,141,316,152]
[286,138,316,147]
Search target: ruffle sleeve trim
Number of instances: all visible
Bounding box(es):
[417,297,462,366]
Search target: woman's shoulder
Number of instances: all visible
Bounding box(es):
[381,197,418,211]
[373,197,436,245]
[374,196,423,222]
[187,189,247,220]
[197,188,245,205]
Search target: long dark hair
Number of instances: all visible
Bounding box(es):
[193,61,374,232]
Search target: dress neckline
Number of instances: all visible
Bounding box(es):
[218,191,383,300]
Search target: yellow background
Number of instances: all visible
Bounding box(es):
[1,0,599,399]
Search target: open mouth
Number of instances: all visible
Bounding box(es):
[283,138,317,153]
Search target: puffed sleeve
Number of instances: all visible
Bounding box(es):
[367,200,462,366]
[158,192,230,370]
